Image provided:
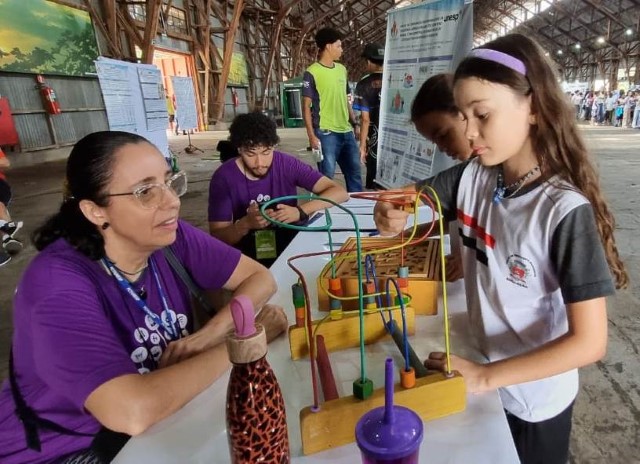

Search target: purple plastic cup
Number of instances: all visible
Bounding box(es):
[355,359,424,464]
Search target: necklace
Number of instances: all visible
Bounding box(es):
[109,259,149,277]
[493,165,540,204]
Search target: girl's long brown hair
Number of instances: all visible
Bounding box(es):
[454,33,628,289]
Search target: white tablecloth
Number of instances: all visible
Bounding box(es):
[115,229,519,464]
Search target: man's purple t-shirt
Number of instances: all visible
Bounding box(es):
[0,220,240,463]
[208,150,323,222]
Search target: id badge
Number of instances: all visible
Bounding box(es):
[255,230,277,260]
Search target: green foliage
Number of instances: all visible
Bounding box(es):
[0,12,99,76]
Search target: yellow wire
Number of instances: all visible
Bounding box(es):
[319,191,422,301]
[421,185,452,375]
[316,187,453,374]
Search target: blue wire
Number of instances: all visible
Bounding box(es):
[386,278,410,372]
[365,254,393,330]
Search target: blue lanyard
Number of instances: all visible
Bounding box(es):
[103,257,180,340]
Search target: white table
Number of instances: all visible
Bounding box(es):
[115,229,520,464]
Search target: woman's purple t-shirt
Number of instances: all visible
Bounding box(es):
[208,150,323,222]
[0,220,240,463]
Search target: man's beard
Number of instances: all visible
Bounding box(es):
[241,158,271,178]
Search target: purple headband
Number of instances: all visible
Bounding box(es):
[467,48,527,76]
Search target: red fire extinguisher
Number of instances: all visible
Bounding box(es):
[231,88,239,108]
[35,75,61,115]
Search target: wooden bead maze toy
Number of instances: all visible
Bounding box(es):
[261,191,467,457]
[317,236,440,315]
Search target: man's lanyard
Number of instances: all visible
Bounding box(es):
[103,257,180,340]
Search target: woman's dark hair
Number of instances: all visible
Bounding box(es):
[453,33,628,289]
[229,111,280,150]
[410,73,458,123]
[33,131,149,259]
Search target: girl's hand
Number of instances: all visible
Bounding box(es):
[425,352,490,393]
[373,200,410,236]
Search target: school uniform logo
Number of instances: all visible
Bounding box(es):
[506,254,536,288]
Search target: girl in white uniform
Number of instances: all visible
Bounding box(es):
[374,34,628,464]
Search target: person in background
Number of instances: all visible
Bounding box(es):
[374,34,627,464]
[0,147,23,267]
[302,27,363,192]
[166,95,176,134]
[353,42,385,190]
[408,73,476,281]
[0,131,288,464]
[411,74,474,164]
[208,111,348,268]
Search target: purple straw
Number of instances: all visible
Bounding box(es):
[383,358,394,424]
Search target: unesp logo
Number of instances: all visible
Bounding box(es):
[443,12,460,22]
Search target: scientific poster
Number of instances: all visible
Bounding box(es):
[171,76,198,131]
[95,57,169,157]
[376,0,473,187]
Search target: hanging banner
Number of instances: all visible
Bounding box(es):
[0,0,99,76]
[95,57,169,157]
[170,76,198,131]
[376,0,473,188]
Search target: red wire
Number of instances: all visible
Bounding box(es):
[285,190,439,409]
[287,257,321,410]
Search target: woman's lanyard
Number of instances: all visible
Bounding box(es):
[103,257,180,340]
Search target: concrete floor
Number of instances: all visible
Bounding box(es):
[0,126,638,463]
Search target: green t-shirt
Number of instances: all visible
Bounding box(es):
[302,62,352,133]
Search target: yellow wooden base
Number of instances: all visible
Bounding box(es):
[300,372,466,455]
[288,308,415,360]
[317,237,440,315]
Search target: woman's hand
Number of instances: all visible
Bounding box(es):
[425,352,490,393]
[159,330,211,368]
[373,200,410,236]
[255,304,289,342]
[158,305,288,368]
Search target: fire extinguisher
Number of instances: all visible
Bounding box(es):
[231,88,239,108]
[35,75,61,115]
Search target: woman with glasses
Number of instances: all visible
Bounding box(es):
[0,131,288,464]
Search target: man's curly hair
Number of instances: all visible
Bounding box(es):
[229,111,280,150]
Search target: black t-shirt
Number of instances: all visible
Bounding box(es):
[353,72,383,157]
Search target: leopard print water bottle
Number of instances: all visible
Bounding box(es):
[226,295,290,463]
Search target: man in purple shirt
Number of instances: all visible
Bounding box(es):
[208,111,348,267]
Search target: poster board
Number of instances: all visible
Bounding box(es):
[376,0,473,188]
[95,57,169,157]
[171,76,198,131]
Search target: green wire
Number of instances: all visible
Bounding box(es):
[326,209,336,278]
[261,194,367,382]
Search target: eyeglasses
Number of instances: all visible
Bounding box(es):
[106,171,188,209]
